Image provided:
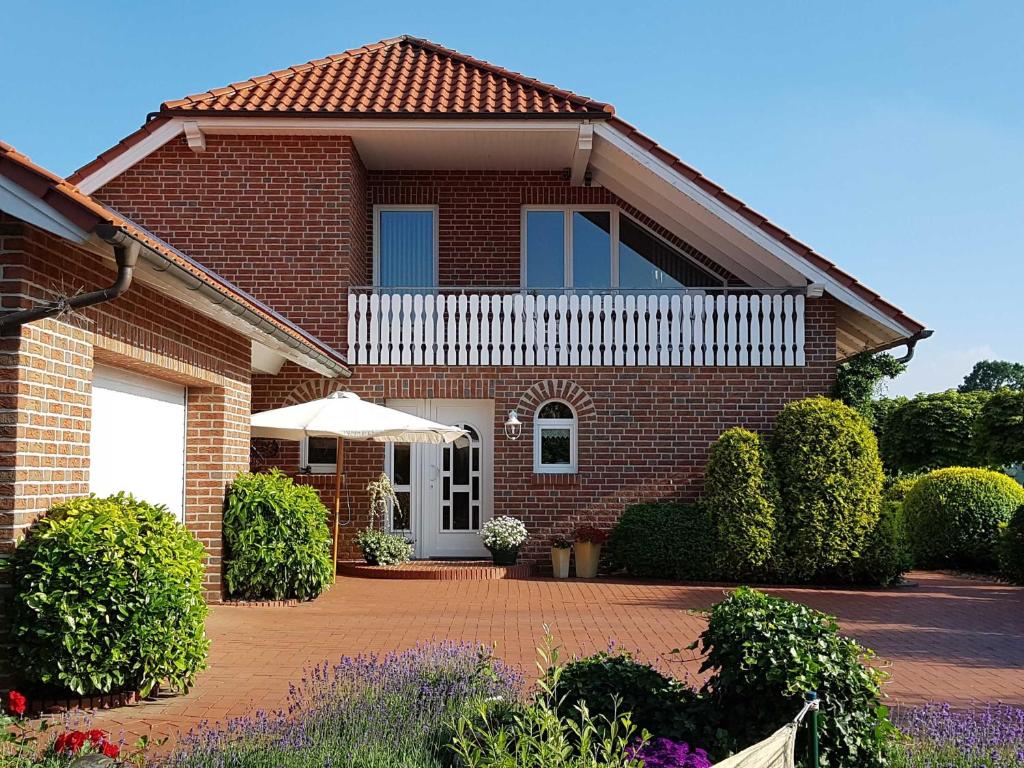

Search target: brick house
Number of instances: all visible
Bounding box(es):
[3,37,926,576]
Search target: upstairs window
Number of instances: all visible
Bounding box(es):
[533,400,577,474]
[522,207,722,291]
[374,205,437,288]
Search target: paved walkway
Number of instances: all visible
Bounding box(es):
[85,571,1023,742]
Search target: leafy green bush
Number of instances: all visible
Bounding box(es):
[356,528,414,565]
[224,470,333,600]
[831,351,907,424]
[770,397,884,581]
[845,501,913,586]
[973,389,1024,468]
[8,493,208,696]
[998,505,1024,584]
[883,473,924,504]
[879,390,990,474]
[692,587,892,767]
[903,467,1024,570]
[552,651,702,744]
[606,503,715,581]
[703,427,778,580]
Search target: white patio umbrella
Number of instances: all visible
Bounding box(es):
[251,391,466,570]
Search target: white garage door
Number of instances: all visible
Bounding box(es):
[90,365,186,521]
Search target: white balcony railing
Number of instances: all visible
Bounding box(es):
[347,288,806,367]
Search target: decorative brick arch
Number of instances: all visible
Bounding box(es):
[516,380,596,424]
[282,378,348,407]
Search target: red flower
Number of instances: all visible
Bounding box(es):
[5,690,26,717]
[101,741,120,758]
[87,729,106,745]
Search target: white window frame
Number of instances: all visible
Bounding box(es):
[372,204,440,287]
[520,206,726,289]
[533,399,578,474]
[300,437,337,475]
[384,444,414,533]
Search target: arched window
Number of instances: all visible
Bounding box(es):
[533,400,577,474]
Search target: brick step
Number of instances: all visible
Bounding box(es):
[337,559,533,581]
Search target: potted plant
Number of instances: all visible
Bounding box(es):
[550,535,573,578]
[573,525,608,578]
[480,516,529,565]
[357,473,413,565]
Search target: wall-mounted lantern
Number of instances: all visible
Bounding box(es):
[504,410,523,440]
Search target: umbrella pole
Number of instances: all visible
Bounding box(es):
[333,437,343,582]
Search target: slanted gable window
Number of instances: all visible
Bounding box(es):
[522,207,723,290]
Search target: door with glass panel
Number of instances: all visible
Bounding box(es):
[385,400,493,558]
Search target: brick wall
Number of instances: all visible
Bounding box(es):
[97,134,367,350]
[0,215,251,598]
[253,297,837,565]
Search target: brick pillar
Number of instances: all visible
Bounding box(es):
[185,382,251,601]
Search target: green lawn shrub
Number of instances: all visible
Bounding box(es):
[224,469,333,600]
[845,501,913,586]
[998,505,1024,584]
[606,502,715,581]
[551,650,703,744]
[973,389,1024,468]
[879,390,990,474]
[703,427,778,580]
[903,467,1024,570]
[770,397,884,581]
[692,587,892,768]
[8,493,208,696]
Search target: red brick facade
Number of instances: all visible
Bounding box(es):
[95,133,837,566]
[0,215,251,596]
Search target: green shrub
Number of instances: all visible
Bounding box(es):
[224,470,333,600]
[845,501,913,586]
[973,389,1024,468]
[831,351,907,424]
[703,428,778,580]
[606,503,715,581]
[692,587,892,767]
[880,390,990,474]
[903,467,1024,570]
[356,528,414,565]
[998,505,1024,584]
[883,473,924,504]
[552,651,702,743]
[8,493,208,696]
[770,397,884,581]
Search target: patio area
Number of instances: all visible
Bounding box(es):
[85,571,1023,743]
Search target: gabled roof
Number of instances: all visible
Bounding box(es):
[0,141,349,377]
[161,36,615,118]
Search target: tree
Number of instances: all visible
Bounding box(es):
[959,360,1024,393]
[879,390,990,473]
[832,352,907,426]
[973,389,1024,467]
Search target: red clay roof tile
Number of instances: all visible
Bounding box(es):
[159,36,613,117]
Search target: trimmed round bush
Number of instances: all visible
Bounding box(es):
[607,502,715,581]
[903,467,1024,570]
[703,427,778,580]
[880,390,990,473]
[998,505,1024,584]
[552,651,703,742]
[883,473,925,504]
[8,493,208,696]
[770,397,884,581]
[695,587,889,767]
[224,470,333,600]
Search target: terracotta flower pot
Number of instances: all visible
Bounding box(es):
[574,541,601,578]
[551,547,571,578]
[488,546,519,566]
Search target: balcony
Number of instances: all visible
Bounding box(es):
[347,287,807,367]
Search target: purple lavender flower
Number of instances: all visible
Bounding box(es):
[628,736,712,768]
[894,702,1024,768]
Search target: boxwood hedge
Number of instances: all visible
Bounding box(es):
[606,502,715,581]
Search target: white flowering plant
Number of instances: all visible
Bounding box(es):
[480,516,529,551]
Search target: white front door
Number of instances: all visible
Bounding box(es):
[385,399,493,558]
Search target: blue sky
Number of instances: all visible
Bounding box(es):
[3,1,1021,396]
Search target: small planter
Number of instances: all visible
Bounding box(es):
[488,546,519,566]
[574,541,602,578]
[551,546,571,578]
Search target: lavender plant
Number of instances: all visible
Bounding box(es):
[893,702,1024,768]
[161,641,522,768]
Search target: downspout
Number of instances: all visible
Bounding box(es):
[0,224,139,330]
[892,329,934,364]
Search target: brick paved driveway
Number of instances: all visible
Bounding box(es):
[89,571,1023,742]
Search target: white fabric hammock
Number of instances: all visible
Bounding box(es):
[710,723,797,768]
